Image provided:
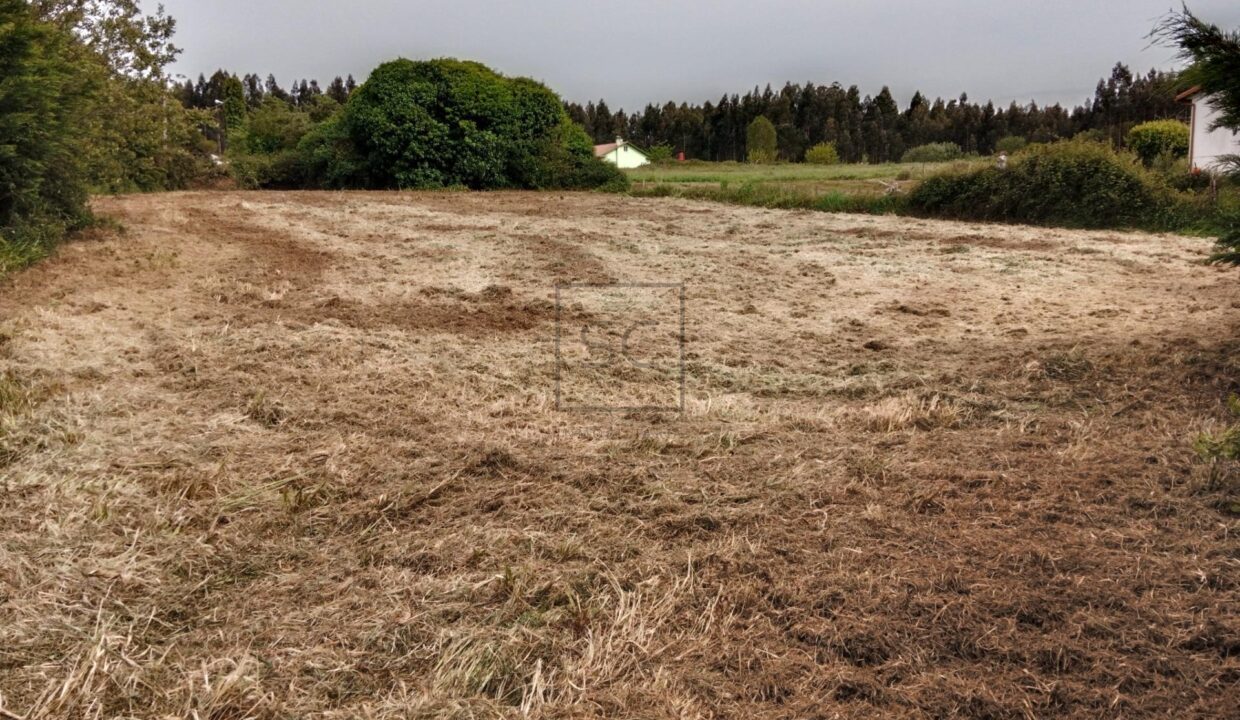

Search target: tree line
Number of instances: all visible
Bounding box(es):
[177,71,358,112]
[565,64,1187,163]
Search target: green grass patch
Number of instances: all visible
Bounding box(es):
[630,154,1238,239]
[627,160,979,185]
[0,221,67,278]
[625,160,982,218]
[631,180,906,215]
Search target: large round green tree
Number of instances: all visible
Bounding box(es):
[334,58,622,190]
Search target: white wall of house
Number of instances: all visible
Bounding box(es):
[1190,94,1240,171]
[602,143,650,169]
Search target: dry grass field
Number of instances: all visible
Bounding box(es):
[1,191,1238,719]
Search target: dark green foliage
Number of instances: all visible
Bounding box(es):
[326,58,620,190]
[1207,206,1240,265]
[295,115,367,189]
[901,142,963,163]
[241,98,312,155]
[908,140,1179,229]
[0,0,93,271]
[568,62,1185,163]
[863,86,904,163]
[519,118,628,191]
[1126,120,1190,166]
[746,116,777,163]
[995,136,1028,154]
[1155,6,1240,131]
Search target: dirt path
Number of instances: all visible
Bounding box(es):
[1,191,1237,718]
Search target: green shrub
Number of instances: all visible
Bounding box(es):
[746,117,777,164]
[241,98,314,155]
[295,115,367,189]
[995,136,1028,154]
[331,58,617,190]
[520,118,628,191]
[1126,120,1190,166]
[902,142,964,163]
[647,145,674,163]
[804,142,840,165]
[228,151,305,189]
[908,139,1180,229]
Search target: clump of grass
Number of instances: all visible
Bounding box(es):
[860,392,964,432]
[432,635,533,705]
[1194,395,1240,493]
[0,371,37,467]
[245,390,288,427]
[0,371,33,415]
[1040,348,1093,381]
[0,231,55,277]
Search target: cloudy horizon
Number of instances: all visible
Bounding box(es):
[160,0,1240,111]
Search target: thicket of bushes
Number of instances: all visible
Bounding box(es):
[901,142,964,163]
[231,59,625,191]
[907,139,1193,229]
[1,0,221,275]
[995,136,1029,154]
[1126,120,1190,166]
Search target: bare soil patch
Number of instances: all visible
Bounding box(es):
[1,191,1238,719]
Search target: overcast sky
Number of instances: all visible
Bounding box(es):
[161,0,1240,110]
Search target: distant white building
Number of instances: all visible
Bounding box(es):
[1177,86,1240,172]
[594,137,650,169]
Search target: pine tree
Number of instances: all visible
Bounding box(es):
[326,76,349,104]
[242,73,264,108]
[1156,7,1240,131]
[265,74,290,103]
[1156,7,1240,265]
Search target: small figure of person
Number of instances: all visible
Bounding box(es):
[996,152,1008,170]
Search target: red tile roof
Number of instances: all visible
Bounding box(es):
[1175,85,1203,103]
[593,142,619,157]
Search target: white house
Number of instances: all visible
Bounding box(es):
[1177,86,1240,172]
[594,137,650,169]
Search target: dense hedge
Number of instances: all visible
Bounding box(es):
[908,140,1183,229]
[901,142,964,163]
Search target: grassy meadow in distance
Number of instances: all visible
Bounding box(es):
[625,160,992,214]
[627,160,987,190]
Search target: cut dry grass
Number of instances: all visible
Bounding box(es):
[858,392,965,431]
[0,191,1237,718]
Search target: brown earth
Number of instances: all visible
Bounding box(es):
[1,190,1238,719]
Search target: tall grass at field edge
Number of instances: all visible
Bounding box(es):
[629,181,907,215]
